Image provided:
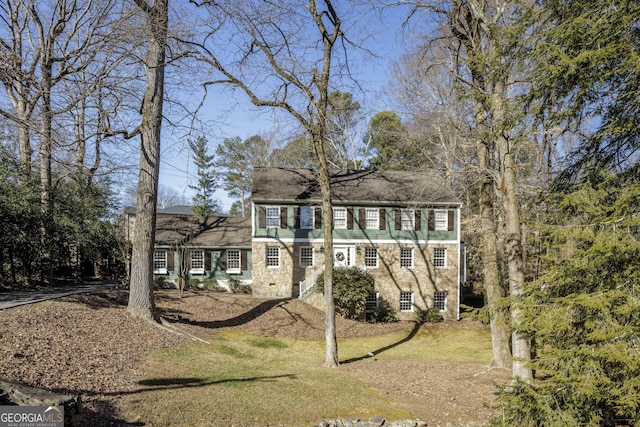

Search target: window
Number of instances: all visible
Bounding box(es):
[434,248,446,268]
[400,248,413,268]
[365,208,379,229]
[153,249,167,274]
[400,291,414,312]
[300,247,314,268]
[266,246,280,267]
[190,249,205,274]
[364,247,378,268]
[435,209,448,231]
[434,291,447,311]
[401,209,415,230]
[300,206,314,229]
[334,207,347,229]
[226,250,241,273]
[266,206,280,228]
[366,293,379,313]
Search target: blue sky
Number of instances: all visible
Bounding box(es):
[156,3,414,213]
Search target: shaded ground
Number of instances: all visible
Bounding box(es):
[0,290,508,426]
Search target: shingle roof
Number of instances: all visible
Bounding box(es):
[154,214,251,247]
[251,168,460,206]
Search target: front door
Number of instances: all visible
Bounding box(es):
[333,246,350,268]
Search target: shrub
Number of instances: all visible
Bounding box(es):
[199,278,227,292]
[366,305,398,323]
[316,267,375,320]
[188,278,200,289]
[229,278,251,294]
[153,275,166,289]
[415,307,443,323]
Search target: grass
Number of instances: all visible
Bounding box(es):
[122,326,492,426]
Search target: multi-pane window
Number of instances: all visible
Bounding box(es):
[153,249,167,274]
[400,291,414,312]
[266,206,280,228]
[434,248,447,268]
[190,249,205,273]
[400,248,413,268]
[227,250,241,273]
[435,209,448,231]
[334,207,347,229]
[300,206,314,229]
[266,246,280,267]
[434,291,447,311]
[366,293,379,312]
[300,247,314,268]
[401,209,415,230]
[364,247,378,268]
[365,208,379,229]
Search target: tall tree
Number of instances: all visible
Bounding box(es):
[0,0,124,281]
[191,0,359,367]
[494,172,640,426]
[366,110,411,169]
[188,135,218,217]
[400,0,533,379]
[127,0,168,322]
[215,134,272,217]
[527,0,640,181]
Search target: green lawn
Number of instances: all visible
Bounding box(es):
[122,326,492,426]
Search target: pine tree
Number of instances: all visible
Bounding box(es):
[188,136,218,217]
[494,171,640,426]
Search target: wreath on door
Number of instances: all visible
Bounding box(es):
[335,252,345,262]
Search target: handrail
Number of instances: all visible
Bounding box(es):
[299,265,325,299]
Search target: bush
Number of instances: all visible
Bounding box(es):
[415,307,443,323]
[188,278,200,289]
[198,278,227,292]
[229,278,251,294]
[316,267,375,320]
[366,305,398,323]
[153,275,170,289]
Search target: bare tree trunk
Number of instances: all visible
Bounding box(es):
[478,141,512,369]
[127,0,168,323]
[313,134,338,368]
[494,88,532,381]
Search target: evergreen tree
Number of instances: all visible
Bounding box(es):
[494,171,640,426]
[215,135,270,217]
[188,135,218,217]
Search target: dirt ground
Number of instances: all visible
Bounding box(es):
[0,290,509,426]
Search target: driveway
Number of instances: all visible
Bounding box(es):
[0,282,118,309]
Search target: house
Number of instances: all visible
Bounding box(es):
[126,167,463,320]
[123,206,252,289]
[250,168,463,321]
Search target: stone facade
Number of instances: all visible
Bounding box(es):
[252,240,461,321]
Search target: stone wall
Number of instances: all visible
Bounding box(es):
[254,240,460,321]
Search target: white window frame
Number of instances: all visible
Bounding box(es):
[401,209,415,230]
[333,207,347,229]
[435,209,448,231]
[434,291,448,311]
[364,247,378,268]
[400,248,414,268]
[400,291,414,312]
[190,249,205,275]
[299,247,314,268]
[153,249,167,274]
[226,249,241,274]
[266,246,280,267]
[365,208,379,230]
[266,206,281,228]
[366,292,379,313]
[300,206,314,229]
[434,248,447,268]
